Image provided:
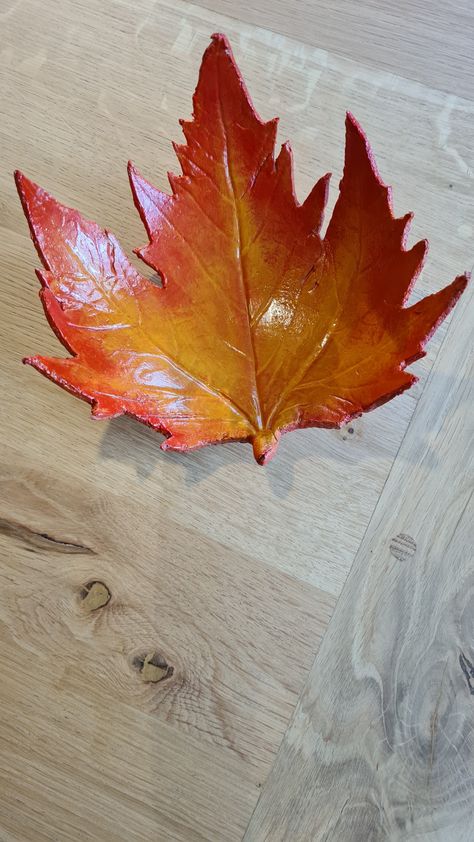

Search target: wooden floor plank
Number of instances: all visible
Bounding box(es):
[193,0,474,100]
[244,285,474,840]
[1,1,473,839]
[0,641,257,842]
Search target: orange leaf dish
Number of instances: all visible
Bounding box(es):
[16,33,468,464]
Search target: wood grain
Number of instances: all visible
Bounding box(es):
[245,286,474,840]
[0,0,472,839]
[195,0,474,99]
[2,0,473,594]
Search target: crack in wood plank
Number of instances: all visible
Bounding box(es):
[0,517,95,555]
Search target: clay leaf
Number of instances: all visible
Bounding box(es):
[17,33,468,463]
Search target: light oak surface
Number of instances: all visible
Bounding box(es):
[245,285,474,841]
[0,1,472,840]
[199,0,474,99]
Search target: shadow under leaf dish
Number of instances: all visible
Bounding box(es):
[16,33,468,464]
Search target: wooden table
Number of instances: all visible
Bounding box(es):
[1,1,472,839]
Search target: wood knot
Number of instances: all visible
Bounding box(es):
[79,580,111,612]
[340,423,357,441]
[132,652,174,683]
[389,533,416,562]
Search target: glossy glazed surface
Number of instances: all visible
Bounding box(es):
[17,33,467,463]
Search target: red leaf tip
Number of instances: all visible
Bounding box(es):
[14,169,30,202]
[14,170,37,201]
[210,32,231,49]
[345,111,372,158]
[14,169,41,202]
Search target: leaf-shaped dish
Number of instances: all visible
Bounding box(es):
[17,33,468,463]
